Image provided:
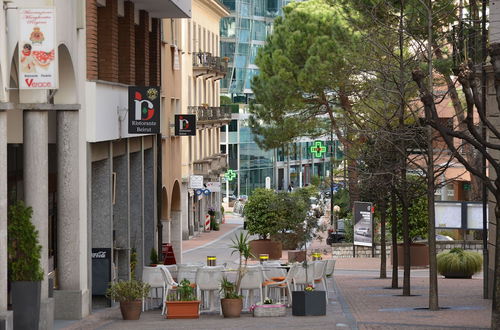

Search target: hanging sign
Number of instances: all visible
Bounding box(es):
[19,8,58,89]
[189,175,204,189]
[206,182,221,192]
[128,86,160,134]
[174,114,196,136]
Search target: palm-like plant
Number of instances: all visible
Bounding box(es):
[229,232,254,293]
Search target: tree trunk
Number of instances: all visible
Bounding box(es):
[493,199,500,328]
[380,200,387,279]
[391,189,399,289]
[401,182,411,296]
[427,125,439,310]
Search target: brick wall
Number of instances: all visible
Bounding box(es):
[149,18,161,87]
[118,1,135,85]
[135,10,150,86]
[97,0,119,82]
[86,0,98,80]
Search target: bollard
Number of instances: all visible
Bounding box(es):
[312,252,322,261]
[207,256,216,266]
[259,254,269,264]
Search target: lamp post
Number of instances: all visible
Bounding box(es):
[333,205,340,230]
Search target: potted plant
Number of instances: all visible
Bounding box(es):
[292,285,326,316]
[251,297,287,317]
[165,279,200,319]
[220,232,253,318]
[150,247,159,266]
[7,201,44,330]
[105,280,151,320]
[437,248,482,279]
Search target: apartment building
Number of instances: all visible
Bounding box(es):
[0,1,191,329]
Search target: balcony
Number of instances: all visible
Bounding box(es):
[192,52,229,79]
[193,159,211,176]
[188,105,232,125]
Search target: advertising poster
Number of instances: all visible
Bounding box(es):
[19,8,58,89]
[353,201,373,247]
[128,86,160,134]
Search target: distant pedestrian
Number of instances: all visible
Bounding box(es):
[287,184,293,192]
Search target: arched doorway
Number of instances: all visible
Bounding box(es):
[171,181,182,263]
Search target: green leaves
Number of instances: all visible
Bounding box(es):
[105,280,151,302]
[7,201,43,282]
[437,249,482,277]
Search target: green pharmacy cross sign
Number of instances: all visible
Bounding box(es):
[310,141,327,158]
[225,169,237,181]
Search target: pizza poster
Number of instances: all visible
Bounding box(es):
[19,8,58,89]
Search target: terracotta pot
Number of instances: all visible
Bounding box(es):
[221,298,243,318]
[165,301,200,319]
[249,239,282,260]
[120,300,142,320]
[392,243,429,267]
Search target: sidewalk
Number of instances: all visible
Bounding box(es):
[182,213,243,253]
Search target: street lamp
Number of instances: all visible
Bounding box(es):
[333,205,340,230]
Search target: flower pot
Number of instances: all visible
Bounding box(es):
[249,239,282,260]
[221,298,243,318]
[252,304,286,317]
[120,300,143,320]
[166,301,200,319]
[292,291,326,316]
[441,271,473,279]
[11,281,41,329]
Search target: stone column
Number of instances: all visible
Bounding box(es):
[143,148,155,264]
[0,110,12,329]
[23,110,51,329]
[170,210,182,264]
[54,111,88,319]
[130,151,143,279]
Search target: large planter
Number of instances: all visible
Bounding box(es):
[271,233,300,250]
[11,281,41,330]
[392,243,429,267]
[292,291,326,316]
[288,250,306,263]
[249,239,282,260]
[165,301,200,319]
[221,298,243,318]
[119,300,142,320]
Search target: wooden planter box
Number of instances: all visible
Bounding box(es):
[392,243,429,267]
[292,291,326,316]
[165,301,200,319]
[249,239,282,260]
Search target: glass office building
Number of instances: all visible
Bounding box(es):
[219,0,342,197]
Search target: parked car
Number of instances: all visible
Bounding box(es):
[355,227,370,236]
[326,219,346,244]
[436,234,454,241]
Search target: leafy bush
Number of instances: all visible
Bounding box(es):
[167,279,197,301]
[106,280,151,302]
[149,248,158,265]
[244,188,282,239]
[220,276,242,299]
[8,201,43,281]
[437,248,482,277]
[387,193,428,241]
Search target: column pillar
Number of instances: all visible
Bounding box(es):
[171,210,182,264]
[0,110,12,329]
[23,110,51,329]
[54,111,89,319]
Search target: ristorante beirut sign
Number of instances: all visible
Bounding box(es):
[128,86,161,134]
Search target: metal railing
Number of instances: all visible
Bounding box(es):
[192,52,228,76]
[188,105,231,123]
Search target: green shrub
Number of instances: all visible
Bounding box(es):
[106,280,151,302]
[167,279,197,301]
[149,248,158,265]
[244,188,281,239]
[437,248,482,277]
[7,201,43,282]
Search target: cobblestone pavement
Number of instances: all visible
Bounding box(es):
[56,213,492,329]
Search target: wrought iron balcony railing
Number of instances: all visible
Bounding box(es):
[188,105,232,124]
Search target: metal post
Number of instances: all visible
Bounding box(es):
[481,0,489,299]
[330,128,335,228]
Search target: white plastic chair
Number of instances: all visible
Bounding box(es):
[313,260,328,303]
[176,264,200,284]
[263,264,299,306]
[195,266,224,314]
[239,265,264,309]
[292,263,315,291]
[142,266,165,311]
[158,266,178,315]
[325,259,336,277]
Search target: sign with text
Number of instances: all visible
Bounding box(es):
[189,175,204,189]
[175,114,196,136]
[353,201,373,247]
[128,86,160,134]
[19,8,58,89]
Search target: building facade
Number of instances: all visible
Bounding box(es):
[0,0,190,329]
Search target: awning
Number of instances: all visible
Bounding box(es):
[132,0,191,18]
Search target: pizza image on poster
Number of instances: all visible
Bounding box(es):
[19,8,58,89]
